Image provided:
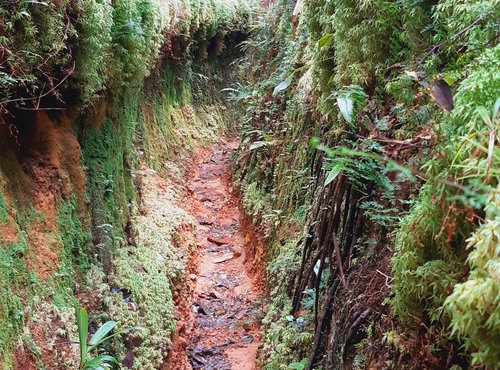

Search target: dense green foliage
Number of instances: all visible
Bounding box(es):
[0,0,253,110]
[233,0,499,368]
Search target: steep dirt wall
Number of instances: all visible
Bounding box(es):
[0,109,90,367]
[0,0,253,367]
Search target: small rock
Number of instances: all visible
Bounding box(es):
[214,253,235,263]
[189,274,197,281]
[177,321,186,333]
[180,337,188,349]
[241,335,254,344]
[209,291,221,299]
[207,236,231,245]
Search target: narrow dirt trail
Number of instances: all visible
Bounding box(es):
[174,138,263,370]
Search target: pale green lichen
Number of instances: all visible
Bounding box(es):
[241,181,272,222]
[100,170,195,369]
[25,300,79,369]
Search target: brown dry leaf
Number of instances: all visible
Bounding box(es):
[430,79,454,111]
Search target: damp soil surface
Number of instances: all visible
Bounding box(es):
[168,138,263,370]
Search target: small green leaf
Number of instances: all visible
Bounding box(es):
[318,33,333,49]
[336,96,354,123]
[288,358,307,370]
[249,141,273,151]
[476,106,490,124]
[325,164,343,185]
[273,75,293,95]
[404,70,426,80]
[293,64,309,74]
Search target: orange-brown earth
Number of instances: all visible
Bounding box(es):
[167,138,264,370]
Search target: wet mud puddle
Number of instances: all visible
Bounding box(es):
[180,139,262,370]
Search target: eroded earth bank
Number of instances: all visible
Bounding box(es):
[1,0,499,369]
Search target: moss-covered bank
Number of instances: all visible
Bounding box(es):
[233,0,499,369]
[0,0,253,367]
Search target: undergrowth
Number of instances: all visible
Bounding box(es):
[233,0,499,368]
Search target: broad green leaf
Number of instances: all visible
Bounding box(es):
[273,75,293,96]
[336,96,353,123]
[87,327,144,353]
[85,354,119,369]
[76,306,88,365]
[89,321,118,347]
[318,33,333,49]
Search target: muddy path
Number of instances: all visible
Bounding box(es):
[169,138,263,370]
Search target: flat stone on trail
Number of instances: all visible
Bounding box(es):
[214,253,237,263]
[207,235,231,245]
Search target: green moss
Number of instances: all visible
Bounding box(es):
[241,181,271,222]
[140,60,228,177]
[102,181,194,369]
[0,193,8,223]
[233,0,499,367]
[0,232,28,367]
[80,92,140,269]
[73,0,114,107]
[391,38,499,369]
[106,246,176,369]
[0,0,252,366]
[52,196,91,307]
[261,240,312,369]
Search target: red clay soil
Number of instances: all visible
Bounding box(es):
[0,199,19,245]
[167,138,264,370]
[20,111,86,279]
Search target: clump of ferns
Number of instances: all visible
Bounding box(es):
[391,41,499,366]
[444,187,500,368]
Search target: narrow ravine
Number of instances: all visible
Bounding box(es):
[172,138,263,370]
